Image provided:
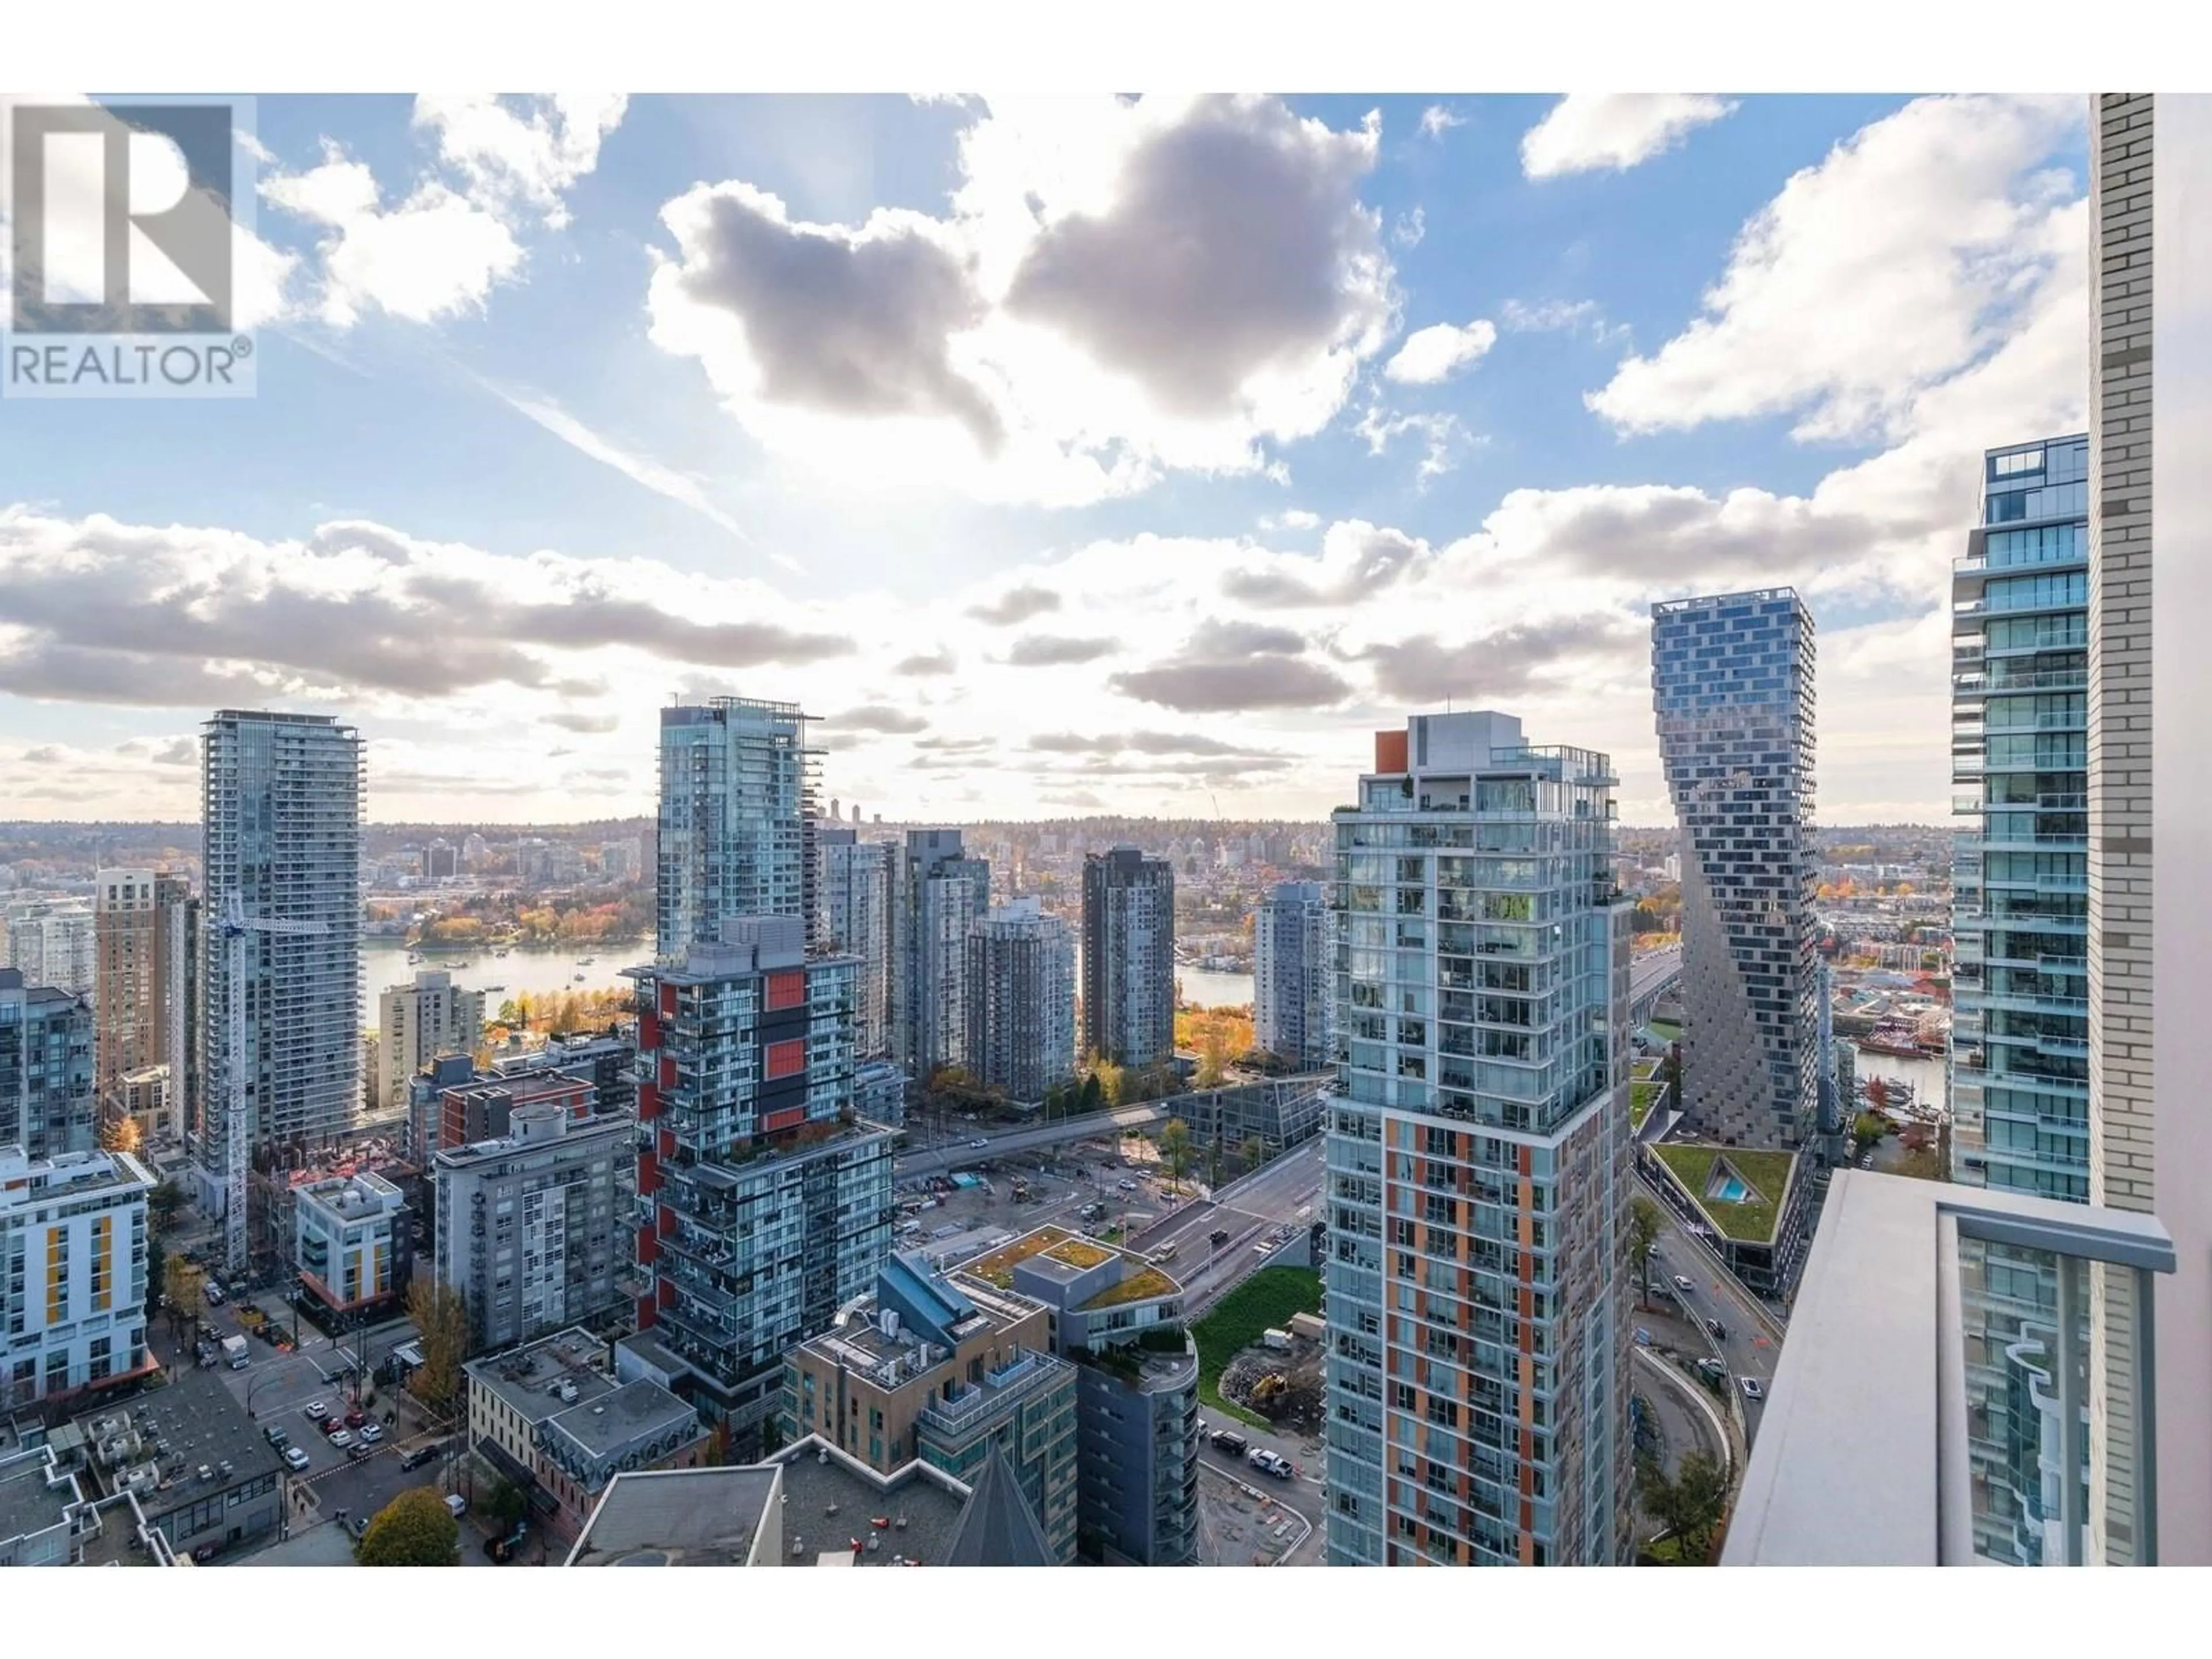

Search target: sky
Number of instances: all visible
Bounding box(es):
[0,92,2092,826]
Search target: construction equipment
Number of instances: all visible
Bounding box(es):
[221,893,328,1278]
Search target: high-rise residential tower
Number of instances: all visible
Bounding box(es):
[1948,435,2091,1202]
[1081,847,1174,1071]
[198,710,363,1207]
[1650,590,1821,1153]
[628,916,892,1449]
[1255,879,1331,1071]
[816,825,891,1059]
[891,830,990,1077]
[656,697,817,960]
[376,969,487,1112]
[0,969,94,1159]
[4,901,93,998]
[1322,711,1633,1567]
[964,897,1076,1104]
[92,869,194,1142]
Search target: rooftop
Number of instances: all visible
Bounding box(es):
[566,1466,782,1566]
[72,1366,286,1521]
[464,1327,617,1423]
[0,1445,79,1557]
[962,1224,1183,1312]
[1649,1143,1797,1244]
[769,1439,969,1567]
[540,1378,699,1462]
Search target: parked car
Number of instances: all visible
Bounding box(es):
[359,1421,383,1444]
[1740,1376,1765,1401]
[968,1138,989,1149]
[282,1445,310,1472]
[1672,1275,1695,1294]
[400,1443,445,1473]
[1210,1429,1248,1457]
[327,1429,355,1449]
[264,1424,290,1448]
[343,1407,366,1429]
[303,1400,330,1421]
[346,1441,371,1462]
[203,1283,225,1306]
[1247,1448,1294,1480]
[1116,1179,1137,1192]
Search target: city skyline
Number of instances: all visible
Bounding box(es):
[0,94,2093,828]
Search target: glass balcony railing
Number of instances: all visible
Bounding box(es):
[1724,1176,2173,1567]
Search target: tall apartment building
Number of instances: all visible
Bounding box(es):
[783,1251,1080,1563]
[376,970,487,1112]
[1256,879,1331,1070]
[0,969,94,1159]
[2085,92,2210,1568]
[198,710,363,1207]
[432,1099,635,1352]
[629,916,893,1446]
[656,697,816,959]
[959,1225,1199,1565]
[815,826,891,1059]
[1650,590,1823,1154]
[4,902,93,998]
[1081,847,1175,1070]
[0,1146,153,1411]
[964,898,1075,1104]
[892,830,990,1077]
[1948,435,2091,1202]
[1322,711,1633,1568]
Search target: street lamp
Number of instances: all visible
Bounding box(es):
[245,1369,288,1421]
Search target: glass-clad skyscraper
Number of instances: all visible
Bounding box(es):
[1946,433,2094,1565]
[1650,590,1821,1154]
[1322,711,1632,1567]
[656,697,817,961]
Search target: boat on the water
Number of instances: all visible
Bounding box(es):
[1858,1024,1926,1059]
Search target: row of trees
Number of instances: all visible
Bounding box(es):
[488,989,631,1039]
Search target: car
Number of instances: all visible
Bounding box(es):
[359,1421,383,1444]
[347,1516,369,1541]
[322,1415,345,1437]
[1633,1328,1652,1348]
[303,1400,330,1421]
[264,1424,290,1448]
[1209,1228,1230,1248]
[1696,1356,1727,1380]
[445,1493,468,1520]
[1210,1429,1248,1457]
[282,1445,311,1471]
[346,1441,372,1462]
[1646,1244,1662,1259]
[969,1138,989,1149]
[343,1407,366,1428]
[203,1283,225,1306]
[327,1429,354,1449]
[1740,1376,1765,1401]
[1705,1317,1727,1341]
[1117,1179,1137,1192]
[400,1443,445,1473]
[1672,1275,1695,1294]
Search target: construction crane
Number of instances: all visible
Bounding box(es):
[220,893,328,1279]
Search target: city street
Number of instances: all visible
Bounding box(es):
[894,1101,1179,1178]
[1128,1138,1324,1317]
[1638,1185,1782,1441]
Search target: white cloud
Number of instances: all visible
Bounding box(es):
[263,94,625,328]
[1257,509,1321,532]
[1383,317,1497,384]
[1355,404,1472,484]
[264,150,521,327]
[1589,95,2084,441]
[1392,206,1426,248]
[1520,94,1735,180]
[646,94,1399,508]
[1419,105,1465,141]
[1498,297,1627,344]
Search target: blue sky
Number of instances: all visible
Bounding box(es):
[0,93,2091,823]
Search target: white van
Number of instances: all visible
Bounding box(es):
[445,1493,467,1520]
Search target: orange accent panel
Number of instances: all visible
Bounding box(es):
[764,1105,806,1134]
[766,1038,806,1080]
[766,968,806,1012]
[1374,729,1408,773]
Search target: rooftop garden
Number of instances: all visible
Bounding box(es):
[1631,1080,1658,1129]
[964,1226,1111,1288]
[1650,1143,1796,1244]
[1081,1264,1177,1310]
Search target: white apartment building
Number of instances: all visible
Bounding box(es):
[293,1170,408,1316]
[376,970,487,1112]
[5,902,94,999]
[1,1146,153,1412]
[1255,880,1332,1071]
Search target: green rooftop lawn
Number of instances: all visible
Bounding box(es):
[1631,1080,1657,1128]
[1191,1267,1321,1429]
[1650,1143,1795,1244]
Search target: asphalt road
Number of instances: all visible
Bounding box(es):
[1128,1139,1325,1317]
[895,1102,1179,1178]
[1638,1183,1781,1440]
[1631,944,1683,1010]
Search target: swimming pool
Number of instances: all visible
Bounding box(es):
[1711,1174,1749,1203]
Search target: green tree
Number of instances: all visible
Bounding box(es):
[1853,1112,1888,1147]
[1078,1073,1103,1113]
[1238,1135,1267,1177]
[355,1487,460,1566]
[1639,1451,1729,1564]
[1158,1118,1195,1196]
[1628,1197,1662,1305]
[487,1479,528,1529]
[405,1280,468,1414]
